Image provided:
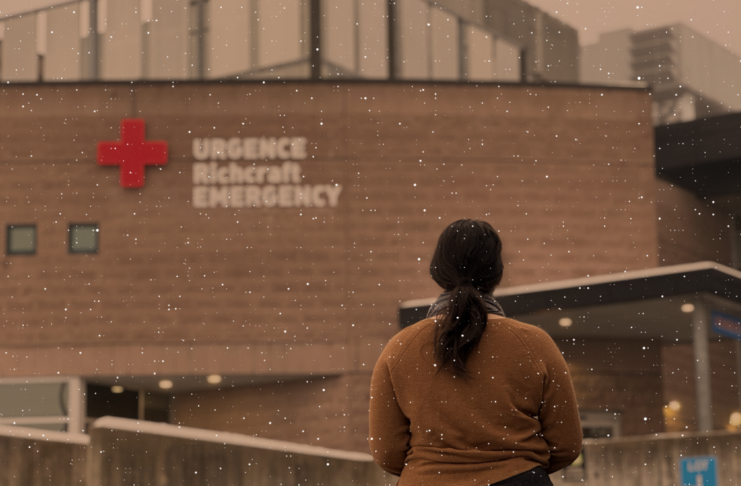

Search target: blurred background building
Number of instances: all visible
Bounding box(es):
[581,24,741,125]
[0,0,578,84]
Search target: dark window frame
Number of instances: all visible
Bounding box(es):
[7,224,37,255]
[69,223,99,254]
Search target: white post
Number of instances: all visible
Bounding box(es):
[692,301,713,432]
[67,377,86,434]
[736,340,741,411]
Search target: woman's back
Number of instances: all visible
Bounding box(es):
[369,220,582,485]
[369,316,582,485]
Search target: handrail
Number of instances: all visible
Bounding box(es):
[92,416,374,462]
[0,424,90,445]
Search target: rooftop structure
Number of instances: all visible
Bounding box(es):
[0,0,579,84]
[581,24,741,125]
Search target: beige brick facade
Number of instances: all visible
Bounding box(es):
[3,80,727,451]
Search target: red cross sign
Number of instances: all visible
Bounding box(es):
[97,118,168,189]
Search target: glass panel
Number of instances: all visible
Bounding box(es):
[1,14,38,82]
[7,225,36,254]
[87,384,139,419]
[45,3,82,81]
[0,383,68,417]
[396,0,429,80]
[583,426,614,438]
[357,0,387,79]
[257,0,303,69]
[494,37,521,81]
[35,11,47,56]
[207,0,251,79]
[146,0,191,79]
[430,7,458,81]
[322,0,356,74]
[99,0,143,80]
[464,24,494,81]
[70,224,99,253]
[144,392,170,422]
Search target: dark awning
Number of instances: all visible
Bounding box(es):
[655,112,741,199]
[399,262,741,342]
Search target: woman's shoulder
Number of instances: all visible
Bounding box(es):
[490,316,562,355]
[378,318,437,366]
[493,316,548,334]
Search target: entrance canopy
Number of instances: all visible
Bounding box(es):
[400,261,741,432]
[655,112,741,212]
[399,261,741,343]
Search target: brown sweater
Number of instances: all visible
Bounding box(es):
[369,316,582,485]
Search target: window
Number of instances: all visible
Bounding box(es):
[69,224,99,253]
[256,0,305,70]
[430,7,459,81]
[0,377,85,433]
[395,0,430,80]
[463,24,494,81]
[7,224,36,254]
[357,0,388,78]
[1,14,38,82]
[323,0,357,74]
[99,0,143,80]
[87,384,170,423]
[206,0,250,79]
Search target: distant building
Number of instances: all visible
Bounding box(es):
[581,24,741,125]
[0,0,579,84]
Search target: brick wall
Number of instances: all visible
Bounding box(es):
[170,373,371,452]
[0,82,657,356]
[560,338,665,436]
[0,81,657,449]
[661,340,740,432]
[655,179,734,266]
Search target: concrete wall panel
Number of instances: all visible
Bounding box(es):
[45,3,82,81]
[1,15,38,82]
[100,0,142,80]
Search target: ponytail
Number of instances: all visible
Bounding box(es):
[429,220,504,377]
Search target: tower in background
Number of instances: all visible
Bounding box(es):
[581,24,741,125]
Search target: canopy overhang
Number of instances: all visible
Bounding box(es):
[400,261,741,432]
[399,261,741,342]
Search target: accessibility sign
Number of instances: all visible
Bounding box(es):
[680,456,717,486]
[711,311,741,340]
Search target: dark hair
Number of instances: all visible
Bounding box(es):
[429,219,504,377]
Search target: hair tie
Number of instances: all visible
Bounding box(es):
[458,277,472,286]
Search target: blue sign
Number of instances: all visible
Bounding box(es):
[711,311,741,340]
[680,456,717,486]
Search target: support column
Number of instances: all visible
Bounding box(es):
[520,48,528,83]
[68,377,86,434]
[692,300,713,432]
[81,0,98,80]
[736,340,741,411]
[138,390,146,421]
[310,0,321,79]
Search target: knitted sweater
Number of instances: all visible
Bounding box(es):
[369,316,582,485]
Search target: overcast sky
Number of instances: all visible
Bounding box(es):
[526,0,741,56]
[2,0,741,57]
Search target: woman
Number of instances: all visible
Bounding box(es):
[369,220,582,485]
